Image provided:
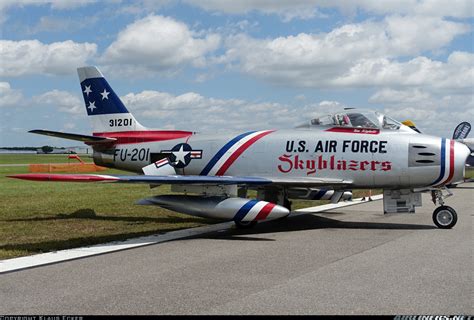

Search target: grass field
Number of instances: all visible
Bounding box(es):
[0,153,94,164]
[0,156,214,259]
[1,154,472,260]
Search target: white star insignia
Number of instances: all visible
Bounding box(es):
[172,145,190,165]
[83,85,92,96]
[87,101,96,112]
[100,89,110,100]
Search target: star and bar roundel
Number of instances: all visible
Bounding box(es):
[161,143,203,169]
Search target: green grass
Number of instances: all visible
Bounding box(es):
[0,153,93,164]
[465,167,474,179]
[0,159,212,259]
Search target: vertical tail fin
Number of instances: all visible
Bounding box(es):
[77,66,146,133]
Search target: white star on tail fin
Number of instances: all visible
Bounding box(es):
[100,89,110,100]
[87,101,96,112]
[83,85,92,96]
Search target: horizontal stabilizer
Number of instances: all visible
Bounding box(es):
[29,129,116,144]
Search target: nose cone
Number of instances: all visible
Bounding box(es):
[456,141,471,161]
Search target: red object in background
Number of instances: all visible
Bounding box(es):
[68,154,84,163]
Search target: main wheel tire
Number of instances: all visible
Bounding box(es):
[234,220,258,229]
[432,206,458,229]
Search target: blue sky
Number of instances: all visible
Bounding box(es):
[0,0,473,147]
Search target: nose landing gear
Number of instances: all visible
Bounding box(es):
[432,206,457,229]
[431,189,457,229]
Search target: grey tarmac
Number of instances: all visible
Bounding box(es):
[0,185,472,315]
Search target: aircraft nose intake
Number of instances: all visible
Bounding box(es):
[454,141,471,182]
[455,141,471,163]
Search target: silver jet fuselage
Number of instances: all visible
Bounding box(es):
[93,126,469,190]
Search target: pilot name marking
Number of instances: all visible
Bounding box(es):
[285,140,387,153]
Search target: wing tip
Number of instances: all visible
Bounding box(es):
[7,174,119,182]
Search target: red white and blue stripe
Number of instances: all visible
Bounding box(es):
[153,158,170,169]
[200,130,274,176]
[234,199,278,222]
[431,138,456,187]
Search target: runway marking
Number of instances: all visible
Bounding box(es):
[0,196,382,274]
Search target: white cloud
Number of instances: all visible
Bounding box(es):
[368,85,474,138]
[0,0,97,24]
[120,87,471,140]
[0,82,24,108]
[184,0,327,21]
[334,52,473,91]
[0,0,96,11]
[185,0,474,19]
[33,90,83,114]
[63,122,76,130]
[121,90,345,131]
[0,40,97,77]
[369,88,431,104]
[115,0,173,15]
[23,15,100,35]
[220,16,471,90]
[102,15,221,75]
[383,104,474,138]
[384,15,470,55]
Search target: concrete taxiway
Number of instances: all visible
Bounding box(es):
[0,185,472,315]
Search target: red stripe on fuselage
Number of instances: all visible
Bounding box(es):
[215,130,274,176]
[255,202,276,221]
[93,130,193,144]
[445,140,455,185]
[325,127,380,135]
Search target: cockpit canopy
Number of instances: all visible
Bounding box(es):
[300,109,407,131]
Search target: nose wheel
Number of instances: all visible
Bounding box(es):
[432,206,457,229]
[431,188,457,229]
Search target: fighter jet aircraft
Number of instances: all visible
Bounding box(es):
[9,66,473,229]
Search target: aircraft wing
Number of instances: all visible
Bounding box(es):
[29,129,116,144]
[8,174,352,187]
[260,176,351,187]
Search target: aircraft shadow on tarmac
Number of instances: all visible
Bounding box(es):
[1,209,436,254]
[1,208,213,255]
[7,208,210,224]
[201,214,437,242]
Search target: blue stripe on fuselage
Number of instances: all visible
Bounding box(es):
[200,131,256,176]
[234,199,259,222]
[431,138,446,185]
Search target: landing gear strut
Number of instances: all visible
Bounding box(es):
[431,188,457,229]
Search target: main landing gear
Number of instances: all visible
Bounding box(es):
[431,188,457,229]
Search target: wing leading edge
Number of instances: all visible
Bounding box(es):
[8,174,352,187]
